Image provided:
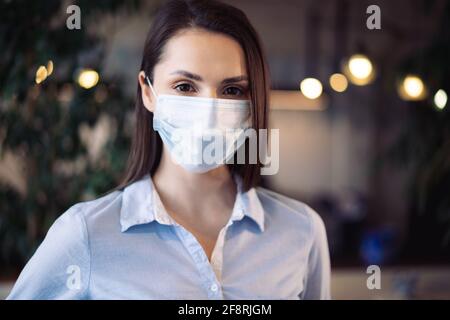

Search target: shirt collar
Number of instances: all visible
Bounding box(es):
[119,174,265,233]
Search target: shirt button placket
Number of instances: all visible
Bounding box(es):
[209,282,222,299]
[175,225,224,299]
[210,283,218,292]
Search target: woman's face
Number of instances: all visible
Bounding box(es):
[139,27,249,112]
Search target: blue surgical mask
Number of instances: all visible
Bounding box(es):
[146,76,252,173]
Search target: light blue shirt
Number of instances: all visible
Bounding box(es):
[7,174,331,300]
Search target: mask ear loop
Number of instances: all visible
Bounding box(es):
[145,75,158,100]
[145,75,159,130]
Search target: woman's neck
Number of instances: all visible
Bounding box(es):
[152,147,237,221]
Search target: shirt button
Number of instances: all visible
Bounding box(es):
[210,283,219,292]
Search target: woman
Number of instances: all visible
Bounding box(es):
[8,0,330,300]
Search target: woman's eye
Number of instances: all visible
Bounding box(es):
[223,86,244,96]
[174,83,195,93]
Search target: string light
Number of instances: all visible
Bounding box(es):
[434,89,447,110]
[35,66,48,84]
[46,60,54,76]
[34,60,54,84]
[329,73,348,92]
[398,75,426,101]
[343,54,375,86]
[300,78,323,99]
[77,69,99,89]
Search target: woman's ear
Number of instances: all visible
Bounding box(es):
[138,71,155,112]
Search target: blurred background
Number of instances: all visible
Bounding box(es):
[1,0,449,299]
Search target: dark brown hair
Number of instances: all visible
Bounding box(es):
[117,0,270,192]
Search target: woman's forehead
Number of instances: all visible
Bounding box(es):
[156,28,248,81]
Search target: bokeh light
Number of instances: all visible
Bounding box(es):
[398,75,426,101]
[329,73,348,93]
[300,78,323,99]
[77,69,99,89]
[35,66,48,84]
[343,54,375,86]
[434,89,447,110]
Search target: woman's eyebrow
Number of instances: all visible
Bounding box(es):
[221,75,248,85]
[169,70,248,84]
[170,70,203,81]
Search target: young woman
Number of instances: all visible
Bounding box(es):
[8,0,330,300]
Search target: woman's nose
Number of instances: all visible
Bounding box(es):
[202,88,218,99]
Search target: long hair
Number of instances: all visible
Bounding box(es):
[116,0,270,192]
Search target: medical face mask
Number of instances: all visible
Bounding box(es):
[145,76,252,173]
